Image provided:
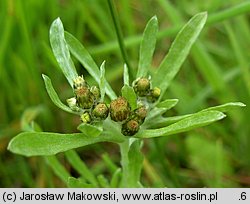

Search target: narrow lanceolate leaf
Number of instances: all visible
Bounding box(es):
[77,123,102,137]
[64,32,116,100]
[153,12,207,99]
[42,74,76,114]
[8,131,124,156]
[100,61,106,101]
[123,64,129,86]
[50,18,78,87]
[156,99,179,109]
[136,110,226,138]
[143,99,179,128]
[137,16,158,78]
[121,85,137,110]
[201,102,246,113]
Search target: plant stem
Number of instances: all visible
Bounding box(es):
[119,139,130,187]
[107,0,134,79]
[119,138,144,187]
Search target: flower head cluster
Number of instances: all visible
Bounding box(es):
[67,76,109,123]
[133,77,161,102]
[67,76,161,136]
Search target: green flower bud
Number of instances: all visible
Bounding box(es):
[121,119,140,136]
[66,97,80,112]
[133,77,151,97]
[92,102,109,120]
[90,86,101,101]
[133,105,147,124]
[110,97,130,122]
[75,86,95,109]
[80,112,92,123]
[147,87,161,102]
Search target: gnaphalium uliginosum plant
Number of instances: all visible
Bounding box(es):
[8,12,245,188]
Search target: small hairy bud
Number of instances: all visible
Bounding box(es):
[133,77,151,96]
[80,112,92,123]
[110,97,130,122]
[147,87,161,102]
[133,105,147,124]
[66,97,80,112]
[73,76,86,89]
[121,119,140,136]
[75,86,95,109]
[92,102,109,120]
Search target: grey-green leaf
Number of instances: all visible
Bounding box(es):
[121,85,137,110]
[127,140,144,187]
[8,131,124,156]
[156,99,179,109]
[50,18,78,87]
[100,61,106,101]
[136,110,226,138]
[64,31,116,100]
[201,102,246,112]
[153,12,207,99]
[137,16,158,78]
[123,64,129,86]
[42,74,77,114]
[77,123,102,137]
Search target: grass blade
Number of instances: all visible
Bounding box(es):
[45,155,70,184]
[49,18,78,87]
[153,12,207,99]
[64,31,117,100]
[65,150,98,186]
[42,74,76,114]
[77,123,102,137]
[67,177,95,188]
[156,99,179,109]
[136,110,226,138]
[110,168,121,187]
[137,16,158,78]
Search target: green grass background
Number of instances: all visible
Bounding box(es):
[0,0,249,187]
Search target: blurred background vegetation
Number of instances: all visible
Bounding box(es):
[0,0,249,187]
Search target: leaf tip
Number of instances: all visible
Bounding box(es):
[217,111,227,120]
[100,60,106,69]
[54,17,62,24]
[238,102,246,107]
[152,15,158,21]
[199,11,208,19]
[42,74,47,80]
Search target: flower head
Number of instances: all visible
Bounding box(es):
[110,97,130,122]
[92,102,109,120]
[121,119,140,136]
[133,77,151,97]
